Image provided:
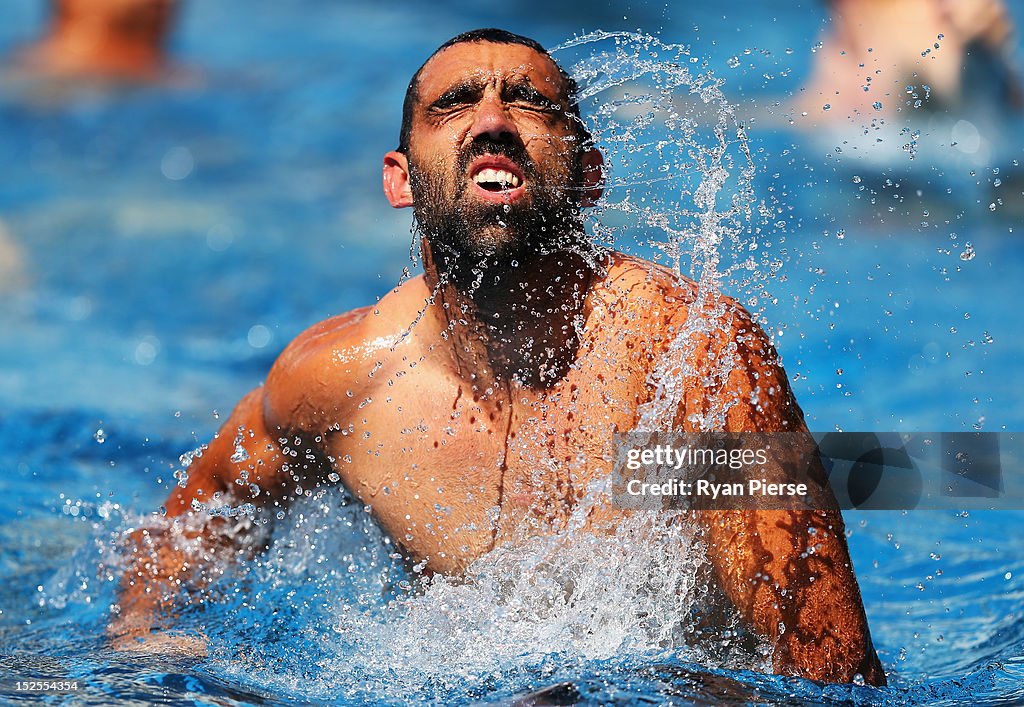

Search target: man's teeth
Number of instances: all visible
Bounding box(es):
[473,168,521,189]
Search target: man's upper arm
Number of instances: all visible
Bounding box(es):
[164,386,289,517]
[164,308,373,516]
[112,313,370,641]
[114,386,291,640]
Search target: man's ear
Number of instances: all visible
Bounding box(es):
[580,147,604,207]
[383,151,414,208]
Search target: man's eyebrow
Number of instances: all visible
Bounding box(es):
[427,78,486,108]
[502,77,559,105]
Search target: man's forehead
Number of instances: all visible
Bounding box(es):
[416,42,567,99]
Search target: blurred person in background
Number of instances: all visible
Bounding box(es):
[0,0,180,291]
[0,221,27,293]
[796,0,1021,123]
[14,0,179,82]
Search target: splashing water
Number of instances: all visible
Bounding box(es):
[560,31,770,433]
[563,31,760,282]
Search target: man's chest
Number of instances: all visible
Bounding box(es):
[319,353,647,572]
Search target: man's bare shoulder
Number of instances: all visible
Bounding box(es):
[595,252,795,426]
[594,252,756,340]
[596,251,698,303]
[263,276,431,432]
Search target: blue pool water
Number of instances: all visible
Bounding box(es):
[2,1,1024,704]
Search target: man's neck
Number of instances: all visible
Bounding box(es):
[422,242,596,394]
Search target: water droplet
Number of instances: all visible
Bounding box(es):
[959,243,975,261]
[161,146,194,181]
[134,336,160,366]
[248,324,272,349]
[230,444,249,463]
[94,428,106,444]
[726,56,740,68]
[872,101,883,110]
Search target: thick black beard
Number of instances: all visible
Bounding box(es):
[409,143,590,296]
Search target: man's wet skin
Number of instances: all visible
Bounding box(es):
[112,32,885,685]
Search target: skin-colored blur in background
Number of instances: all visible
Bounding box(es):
[16,0,178,81]
[797,0,1021,123]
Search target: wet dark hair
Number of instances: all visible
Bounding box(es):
[396,28,588,153]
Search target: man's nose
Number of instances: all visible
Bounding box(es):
[469,95,520,143]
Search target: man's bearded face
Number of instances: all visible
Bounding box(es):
[409,134,583,282]
[403,43,589,291]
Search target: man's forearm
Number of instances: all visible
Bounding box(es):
[702,509,885,685]
[109,386,289,642]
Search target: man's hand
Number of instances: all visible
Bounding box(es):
[109,629,208,658]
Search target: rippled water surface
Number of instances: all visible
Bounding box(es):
[2,1,1024,704]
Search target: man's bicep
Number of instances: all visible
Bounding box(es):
[722,310,805,433]
[700,307,836,593]
[114,388,285,639]
[165,387,288,516]
[669,297,805,435]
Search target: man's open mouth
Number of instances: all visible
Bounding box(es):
[467,156,527,203]
[472,168,521,191]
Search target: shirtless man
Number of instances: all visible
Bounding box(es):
[111,29,885,686]
[16,0,177,81]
